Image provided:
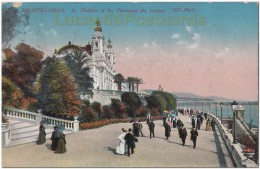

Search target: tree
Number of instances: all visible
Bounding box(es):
[38,56,81,117]
[63,50,94,94]
[151,91,176,111]
[2,5,30,49]
[121,92,142,118]
[126,77,135,92]
[110,99,127,118]
[114,73,125,91]
[2,76,23,108]
[91,101,103,120]
[133,77,144,93]
[2,43,44,97]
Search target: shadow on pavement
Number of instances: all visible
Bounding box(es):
[45,144,52,150]
[213,127,230,167]
[106,147,116,154]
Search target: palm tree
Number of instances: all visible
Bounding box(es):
[114,73,125,91]
[126,77,135,92]
[133,77,144,93]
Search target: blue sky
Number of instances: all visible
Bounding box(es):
[2,2,259,100]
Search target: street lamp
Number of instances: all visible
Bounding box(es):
[231,101,238,144]
[215,102,218,117]
[220,102,223,124]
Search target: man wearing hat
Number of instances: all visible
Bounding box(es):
[51,126,59,151]
[124,128,136,157]
[178,125,187,146]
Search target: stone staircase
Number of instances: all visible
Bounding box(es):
[8,118,73,147]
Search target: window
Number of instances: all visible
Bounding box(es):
[95,42,98,47]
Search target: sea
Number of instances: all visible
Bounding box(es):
[177,101,259,127]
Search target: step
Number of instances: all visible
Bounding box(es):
[11,129,53,140]
[11,124,38,134]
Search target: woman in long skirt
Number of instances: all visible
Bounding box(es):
[36,124,46,145]
[55,133,67,154]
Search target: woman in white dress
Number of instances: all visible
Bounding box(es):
[116,128,127,155]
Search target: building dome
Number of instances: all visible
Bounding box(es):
[94,19,102,32]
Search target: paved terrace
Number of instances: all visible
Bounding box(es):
[2,114,235,167]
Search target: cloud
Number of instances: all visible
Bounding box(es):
[13,2,22,8]
[215,47,230,58]
[39,23,44,27]
[186,26,192,33]
[188,42,199,49]
[171,33,180,39]
[175,40,187,45]
[142,41,158,49]
[43,29,58,36]
[50,29,57,36]
[192,33,200,40]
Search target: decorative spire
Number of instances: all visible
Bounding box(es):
[107,38,112,48]
[94,19,102,32]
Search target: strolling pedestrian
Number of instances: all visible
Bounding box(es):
[55,132,66,154]
[191,116,196,128]
[206,119,211,131]
[116,128,127,155]
[176,118,183,129]
[133,120,139,137]
[178,125,187,146]
[172,116,177,128]
[211,119,215,131]
[124,128,136,157]
[164,123,171,140]
[190,128,198,148]
[138,120,144,137]
[148,119,155,139]
[51,126,59,150]
[36,124,46,145]
[196,117,201,130]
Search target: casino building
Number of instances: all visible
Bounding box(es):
[56,20,127,92]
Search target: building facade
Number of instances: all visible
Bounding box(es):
[57,20,128,92]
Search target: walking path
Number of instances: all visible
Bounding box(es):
[2,114,235,167]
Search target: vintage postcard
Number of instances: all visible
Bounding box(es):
[1,1,259,168]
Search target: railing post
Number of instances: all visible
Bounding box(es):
[35,113,42,125]
[73,120,79,132]
[2,125,11,147]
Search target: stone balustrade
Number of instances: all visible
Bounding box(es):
[2,107,79,132]
[207,113,257,167]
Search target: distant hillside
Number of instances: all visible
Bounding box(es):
[142,90,244,102]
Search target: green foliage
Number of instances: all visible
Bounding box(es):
[91,101,103,120]
[154,94,167,113]
[63,51,94,94]
[102,105,112,119]
[2,43,44,97]
[151,91,176,111]
[2,76,23,108]
[145,95,160,109]
[121,92,142,117]
[114,73,125,91]
[80,107,97,123]
[38,56,81,117]
[82,100,90,107]
[110,98,126,118]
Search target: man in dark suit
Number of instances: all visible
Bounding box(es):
[148,119,155,139]
[164,123,171,140]
[190,128,199,148]
[178,125,187,146]
[124,128,135,157]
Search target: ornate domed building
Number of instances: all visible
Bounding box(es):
[56,20,123,92]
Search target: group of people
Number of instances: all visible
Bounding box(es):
[36,124,67,154]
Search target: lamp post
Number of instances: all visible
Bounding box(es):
[231,101,238,144]
[220,102,223,124]
[215,102,218,117]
